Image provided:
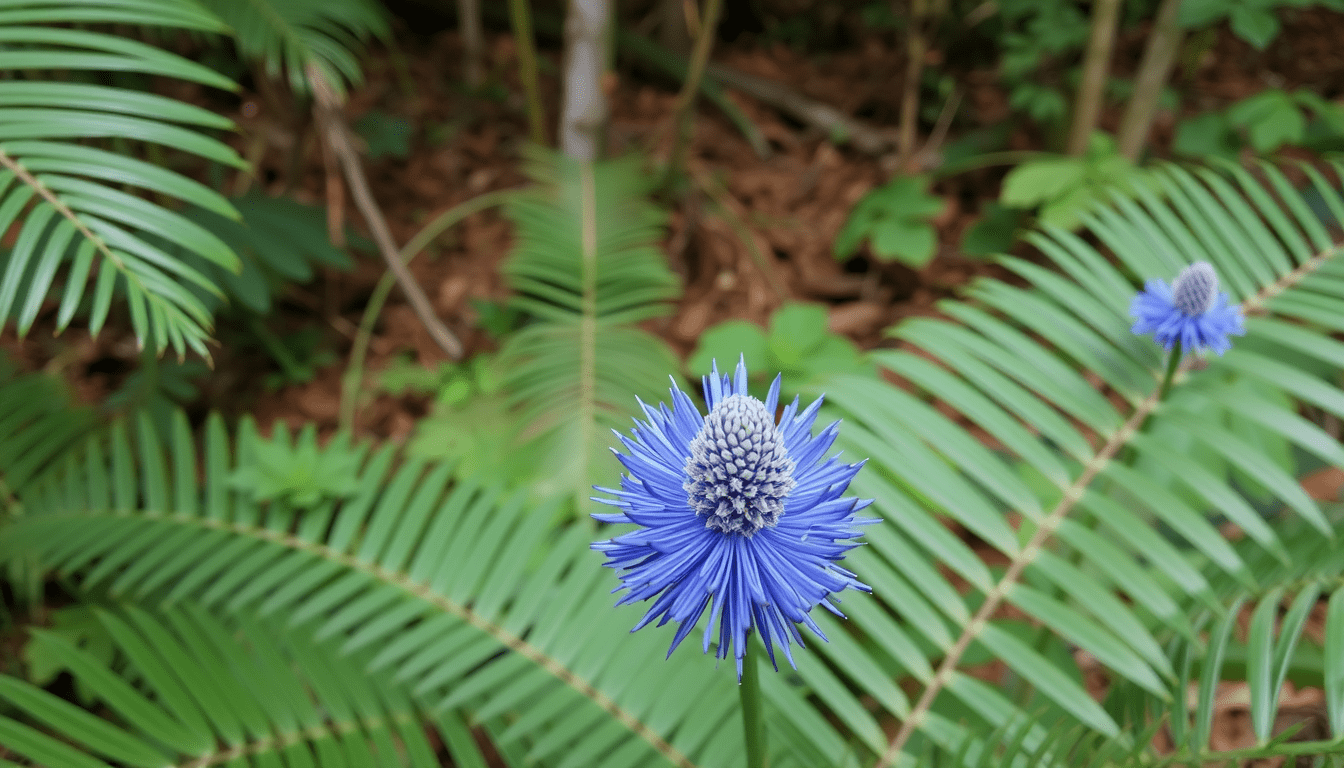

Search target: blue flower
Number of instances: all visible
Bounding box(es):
[1130,261,1245,355]
[592,359,874,678]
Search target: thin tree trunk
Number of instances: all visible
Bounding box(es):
[1117,0,1184,160]
[1066,0,1123,155]
[559,0,609,161]
[457,0,484,88]
[509,0,547,145]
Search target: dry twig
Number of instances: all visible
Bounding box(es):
[706,63,899,155]
[307,65,464,360]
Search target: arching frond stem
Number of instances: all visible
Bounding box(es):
[875,242,1343,767]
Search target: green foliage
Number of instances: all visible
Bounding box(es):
[355,109,414,159]
[834,175,945,267]
[999,132,1149,230]
[228,421,363,508]
[3,604,479,767]
[491,148,682,502]
[1174,89,1344,158]
[0,0,245,357]
[1179,0,1344,49]
[6,159,1344,768]
[197,0,388,94]
[960,202,1030,257]
[996,0,1091,125]
[393,354,547,486]
[0,357,96,493]
[182,193,354,315]
[689,302,873,401]
[0,409,864,768]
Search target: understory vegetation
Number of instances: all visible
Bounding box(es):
[2,0,1344,766]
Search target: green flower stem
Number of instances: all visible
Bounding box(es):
[741,640,766,768]
[1157,339,1183,401]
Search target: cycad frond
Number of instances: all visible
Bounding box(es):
[497,149,682,504]
[0,0,245,356]
[198,0,388,95]
[0,410,847,768]
[0,603,485,767]
[0,356,96,494]
[939,517,1344,768]
[784,160,1344,767]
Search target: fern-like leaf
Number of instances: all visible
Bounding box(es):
[793,160,1344,767]
[497,149,682,504]
[0,603,486,767]
[0,410,855,767]
[198,0,388,95]
[0,0,245,356]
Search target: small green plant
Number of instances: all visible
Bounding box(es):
[228,423,362,508]
[834,175,945,267]
[689,303,874,401]
[1179,0,1344,49]
[999,132,1147,229]
[960,202,1031,257]
[1174,89,1344,157]
[182,193,354,315]
[353,109,413,159]
[997,0,1092,125]
[397,353,549,487]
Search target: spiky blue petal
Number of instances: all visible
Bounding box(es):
[1130,262,1245,355]
[592,358,874,678]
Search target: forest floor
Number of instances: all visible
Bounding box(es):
[5,3,1344,760]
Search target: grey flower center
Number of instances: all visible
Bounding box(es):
[1172,261,1218,316]
[683,394,796,536]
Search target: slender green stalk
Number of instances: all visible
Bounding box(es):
[509,0,547,145]
[1158,340,1182,401]
[338,189,514,431]
[665,0,724,187]
[740,641,766,768]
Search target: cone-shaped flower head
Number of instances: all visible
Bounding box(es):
[1130,261,1245,355]
[592,358,874,679]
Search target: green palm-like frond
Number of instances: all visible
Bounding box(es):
[198,0,387,95]
[0,356,95,494]
[937,515,1344,768]
[0,410,852,768]
[0,0,245,356]
[0,603,486,767]
[773,160,1344,766]
[497,149,682,503]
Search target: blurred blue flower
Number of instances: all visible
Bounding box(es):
[592,358,874,678]
[1130,261,1244,355]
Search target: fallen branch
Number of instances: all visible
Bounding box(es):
[706,63,900,155]
[308,65,464,360]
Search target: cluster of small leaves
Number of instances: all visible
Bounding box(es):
[834,175,945,267]
[995,0,1092,124]
[1179,0,1344,49]
[999,133,1150,230]
[1175,89,1344,158]
[227,423,363,508]
[689,303,874,401]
